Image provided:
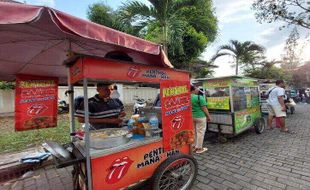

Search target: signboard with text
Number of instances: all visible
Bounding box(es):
[160,81,194,150]
[70,57,190,84]
[15,75,58,131]
[91,141,189,190]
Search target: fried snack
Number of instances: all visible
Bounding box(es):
[23,117,56,129]
[170,130,195,149]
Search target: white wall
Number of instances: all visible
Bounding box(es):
[0,90,15,114]
[122,85,159,104]
[0,85,158,114]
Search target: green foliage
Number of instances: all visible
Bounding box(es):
[87,0,218,75]
[243,59,290,82]
[252,0,310,29]
[176,0,217,42]
[87,2,143,36]
[169,26,209,69]
[0,81,15,90]
[87,3,114,27]
[244,66,287,80]
[118,0,217,70]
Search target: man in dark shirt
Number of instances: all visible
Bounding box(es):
[75,82,126,130]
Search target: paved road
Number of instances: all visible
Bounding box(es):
[1,104,310,190]
[193,104,310,190]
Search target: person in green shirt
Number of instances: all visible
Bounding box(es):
[191,85,211,154]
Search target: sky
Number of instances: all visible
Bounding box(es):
[20,0,310,77]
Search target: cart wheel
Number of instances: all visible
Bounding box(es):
[151,154,198,190]
[254,117,265,134]
[218,135,227,143]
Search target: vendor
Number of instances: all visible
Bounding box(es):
[75,82,126,130]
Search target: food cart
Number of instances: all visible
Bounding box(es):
[0,3,197,190]
[195,76,265,142]
[62,56,197,190]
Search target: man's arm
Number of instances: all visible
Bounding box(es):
[201,106,212,121]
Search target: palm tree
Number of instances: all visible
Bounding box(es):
[118,0,197,54]
[211,40,265,75]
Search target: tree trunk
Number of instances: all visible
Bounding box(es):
[162,24,168,56]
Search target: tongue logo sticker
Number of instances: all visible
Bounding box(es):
[127,66,141,79]
[27,104,48,116]
[171,115,184,130]
[106,156,133,184]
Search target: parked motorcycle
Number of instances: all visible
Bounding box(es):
[58,99,69,114]
[133,96,149,114]
[285,98,296,114]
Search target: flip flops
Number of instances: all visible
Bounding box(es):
[280,129,296,134]
[195,147,208,154]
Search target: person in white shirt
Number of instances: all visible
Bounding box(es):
[266,80,292,133]
[110,84,120,99]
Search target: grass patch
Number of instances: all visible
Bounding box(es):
[0,114,81,153]
[0,105,133,154]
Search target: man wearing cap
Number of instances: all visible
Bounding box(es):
[75,82,126,130]
[266,80,293,133]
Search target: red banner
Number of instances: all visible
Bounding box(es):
[15,75,58,131]
[160,81,194,150]
[69,58,190,84]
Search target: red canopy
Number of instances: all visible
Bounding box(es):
[0,2,173,83]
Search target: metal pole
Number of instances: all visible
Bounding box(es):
[67,68,75,140]
[229,86,234,113]
[83,78,92,190]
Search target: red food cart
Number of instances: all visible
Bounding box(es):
[65,56,198,190]
[0,3,198,190]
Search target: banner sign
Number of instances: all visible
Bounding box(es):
[234,106,261,133]
[203,78,258,88]
[70,58,190,84]
[160,81,194,150]
[207,96,230,110]
[91,141,189,190]
[15,75,58,131]
[203,79,231,88]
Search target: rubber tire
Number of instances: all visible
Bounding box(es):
[254,117,265,134]
[151,153,198,190]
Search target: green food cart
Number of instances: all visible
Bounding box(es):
[196,76,265,142]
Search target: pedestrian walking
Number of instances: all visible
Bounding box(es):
[190,85,211,154]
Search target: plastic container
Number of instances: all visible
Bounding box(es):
[138,111,148,123]
[127,118,135,130]
[149,113,159,129]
